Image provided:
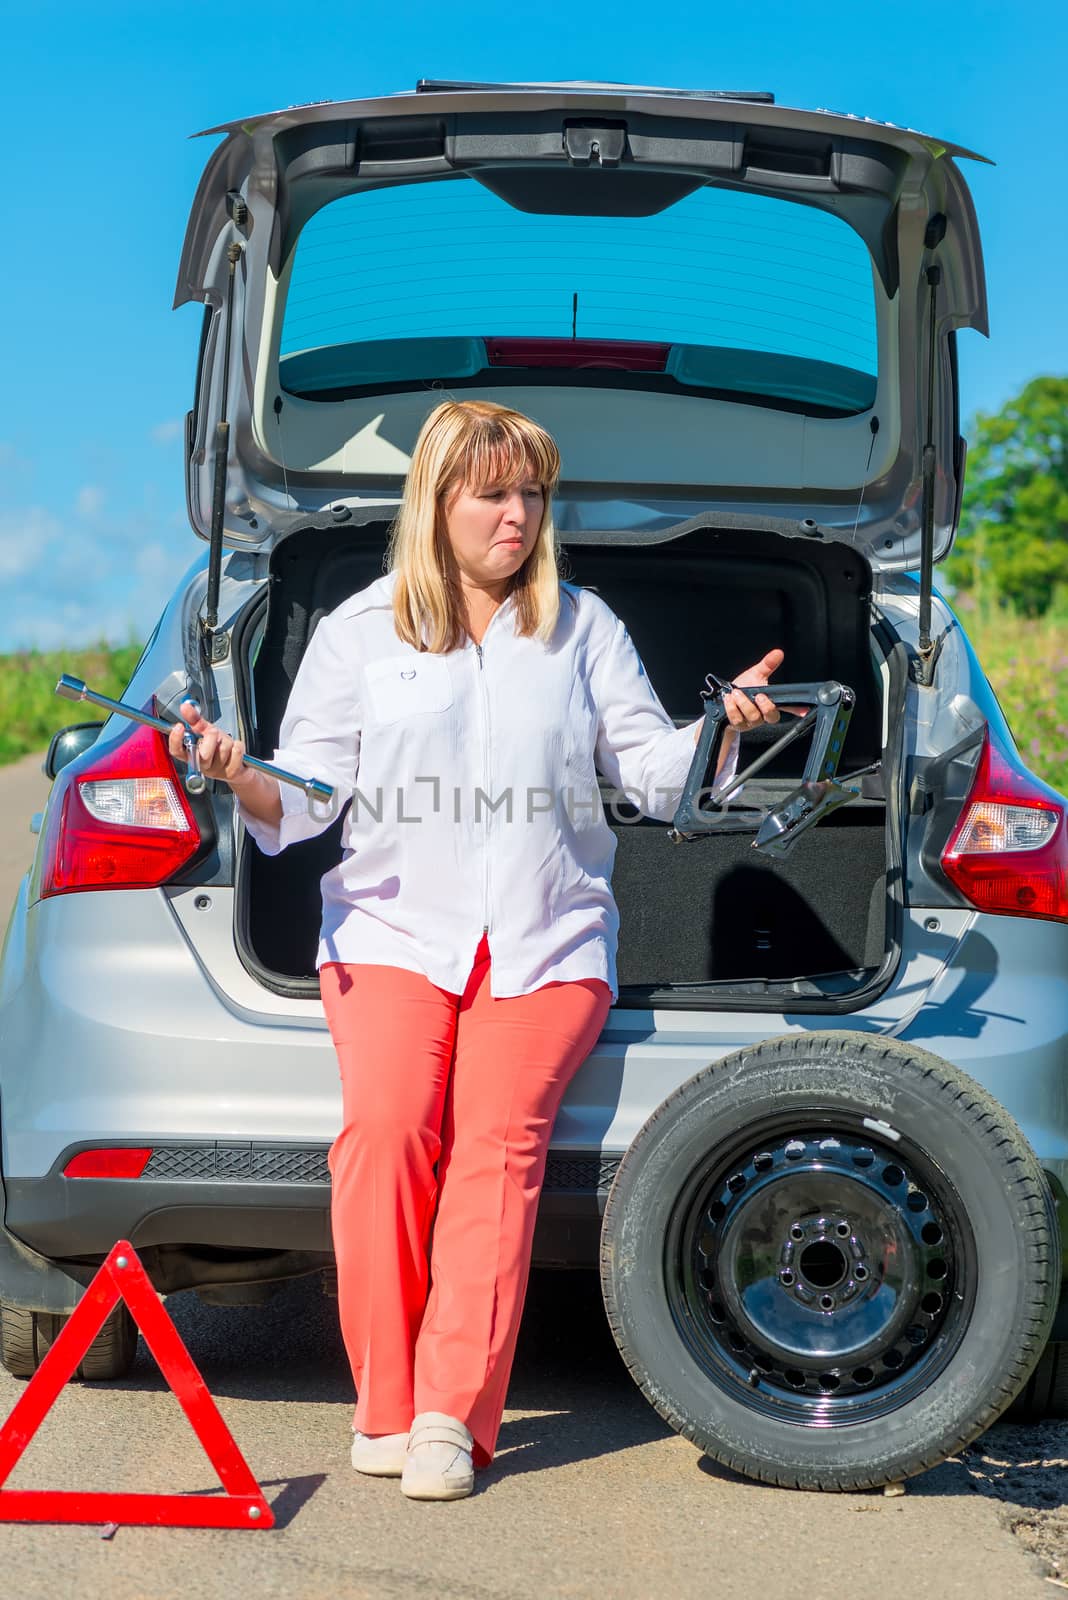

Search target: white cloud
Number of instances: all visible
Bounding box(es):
[151,419,184,445]
[4,603,141,654]
[0,502,191,654]
[0,506,64,580]
[133,541,175,584]
[76,485,105,518]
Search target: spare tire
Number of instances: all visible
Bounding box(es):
[599,1031,1059,1491]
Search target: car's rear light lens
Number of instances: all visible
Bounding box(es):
[79,777,191,830]
[950,802,1058,855]
[941,730,1068,920]
[40,716,200,898]
[63,1148,153,1178]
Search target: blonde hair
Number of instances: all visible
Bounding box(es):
[387,399,562,653]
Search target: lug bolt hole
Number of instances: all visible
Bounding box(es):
[836,1222,851,1238]
[854,1265,868,1281]
[820,1295,835,1311]
[780,1270,795,1286]
[790,1225,805,1242]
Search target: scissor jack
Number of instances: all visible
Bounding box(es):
[669,674,863,858]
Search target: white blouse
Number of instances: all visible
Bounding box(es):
[238,572,736,1000]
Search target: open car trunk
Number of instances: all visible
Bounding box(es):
[235,519,893,1007]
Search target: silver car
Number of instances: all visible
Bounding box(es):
[2,79,1065,1491]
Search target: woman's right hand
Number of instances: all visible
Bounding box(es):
[166,699,250,789]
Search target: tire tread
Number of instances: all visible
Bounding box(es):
[0,1302,138,1382]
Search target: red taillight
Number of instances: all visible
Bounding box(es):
[941,729,1068,921]
[486,337,670,372]
[40,717,200,898]
[63,1148,152,1178]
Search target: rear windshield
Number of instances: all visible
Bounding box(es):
[279,177,878,415]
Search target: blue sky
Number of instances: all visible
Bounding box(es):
[2,0,1066,651]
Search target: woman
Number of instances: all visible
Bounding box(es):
[169,399,785,1501]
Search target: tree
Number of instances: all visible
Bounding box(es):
[945,375,1068,616]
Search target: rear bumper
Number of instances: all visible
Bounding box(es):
[6,1169,333,1259]
[0,1175,88,1313]
[2,1147,615,1279]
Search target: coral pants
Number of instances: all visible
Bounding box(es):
[320,935,612,1469]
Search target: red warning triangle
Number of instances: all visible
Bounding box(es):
[0,1240,273,1528]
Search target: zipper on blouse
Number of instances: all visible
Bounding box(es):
[475,642,491,936]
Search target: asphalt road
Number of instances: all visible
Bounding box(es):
[0,750,1061,1600]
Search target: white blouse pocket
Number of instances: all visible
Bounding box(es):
[363,654,453,725]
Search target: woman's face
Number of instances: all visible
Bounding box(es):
[442,475,545,591]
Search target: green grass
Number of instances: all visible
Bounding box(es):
[0,611,1065,796]
[965,607,1068,795]
[0,641,145,767]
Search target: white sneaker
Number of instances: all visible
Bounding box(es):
[401,1412,475,1501]
[350,1428,410,1477]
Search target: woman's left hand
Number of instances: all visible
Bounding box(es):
[722,648,786,732]
[693,648,789,744]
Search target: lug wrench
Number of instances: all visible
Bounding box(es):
[55,675,335,804]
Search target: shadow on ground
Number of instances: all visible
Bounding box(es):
[927,1425,1068,1581]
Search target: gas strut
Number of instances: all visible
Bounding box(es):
[669,673,859,858]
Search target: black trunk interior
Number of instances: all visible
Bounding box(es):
[243,519,887,996]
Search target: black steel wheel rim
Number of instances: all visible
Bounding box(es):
[663,1114,977,1425]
